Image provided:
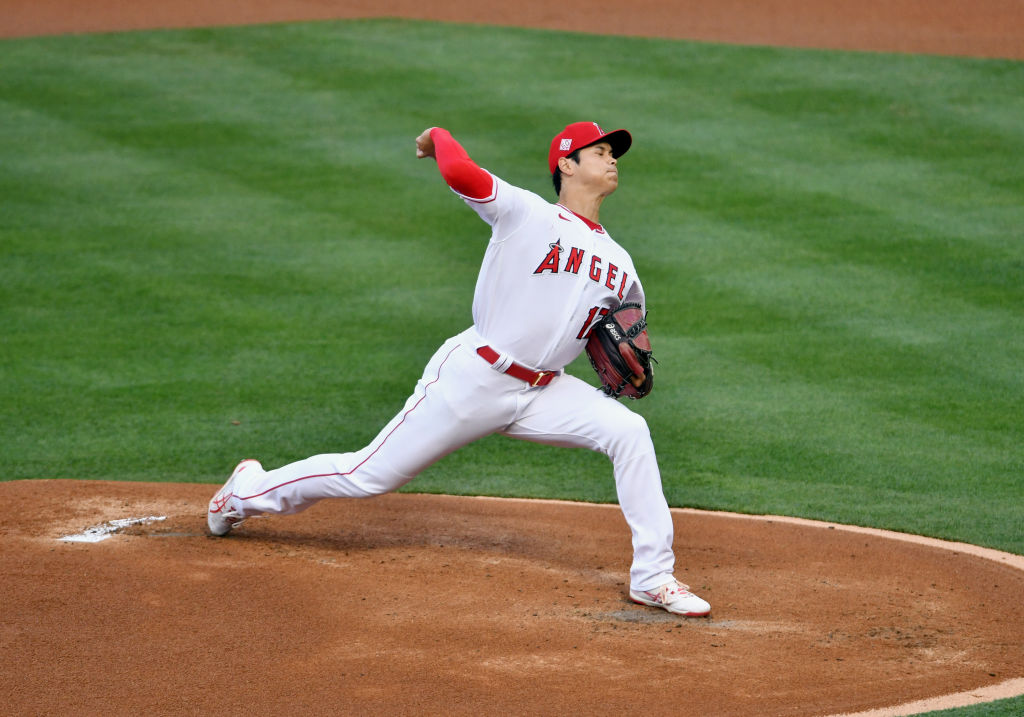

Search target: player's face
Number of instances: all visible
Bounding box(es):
[575,142,619,195]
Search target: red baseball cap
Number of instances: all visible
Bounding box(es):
[548,121,632,174]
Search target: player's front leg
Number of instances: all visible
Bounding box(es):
[500,374,677,592]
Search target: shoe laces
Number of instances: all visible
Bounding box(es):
[654,580,692,602]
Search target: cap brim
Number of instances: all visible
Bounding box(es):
[583,128,632,159]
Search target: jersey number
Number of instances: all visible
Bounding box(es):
[576,306,610,340]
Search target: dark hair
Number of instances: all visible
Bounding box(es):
[551,149,581,195]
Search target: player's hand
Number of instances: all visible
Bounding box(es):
[415,128,436,159]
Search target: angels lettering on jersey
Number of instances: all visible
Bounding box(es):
[533,239,630,301]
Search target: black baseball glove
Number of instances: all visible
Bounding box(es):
[585,302,655,399]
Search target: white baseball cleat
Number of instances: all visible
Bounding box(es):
[207,459,261,536]
[629,579,711,617]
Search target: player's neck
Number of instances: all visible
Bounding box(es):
[557,188,604,226]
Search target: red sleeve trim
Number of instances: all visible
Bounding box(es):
[430,128,495,201]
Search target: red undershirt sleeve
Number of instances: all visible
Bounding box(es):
[429,127,495,201]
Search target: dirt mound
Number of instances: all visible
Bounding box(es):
[3,479,1022,715]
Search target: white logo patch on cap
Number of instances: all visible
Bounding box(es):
[559,139,572,151]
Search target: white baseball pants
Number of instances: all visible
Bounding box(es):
[226,327,676,591]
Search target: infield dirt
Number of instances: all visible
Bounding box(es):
[2,0,1023,58]
[3,480,1024,715]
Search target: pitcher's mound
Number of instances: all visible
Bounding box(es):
[2,479,1022,716]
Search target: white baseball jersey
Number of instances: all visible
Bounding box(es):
[461,173,645,371]
[212,133,681,594]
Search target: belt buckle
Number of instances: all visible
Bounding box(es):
[531,371,551,387]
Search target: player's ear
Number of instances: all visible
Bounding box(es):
[557,155,577,176]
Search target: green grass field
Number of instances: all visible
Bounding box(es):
[1,19,1022,715]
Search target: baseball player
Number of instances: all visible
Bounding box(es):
[208,122,711,617]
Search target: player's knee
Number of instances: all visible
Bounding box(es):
[606,410,654,460]
[622,409,650,437]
